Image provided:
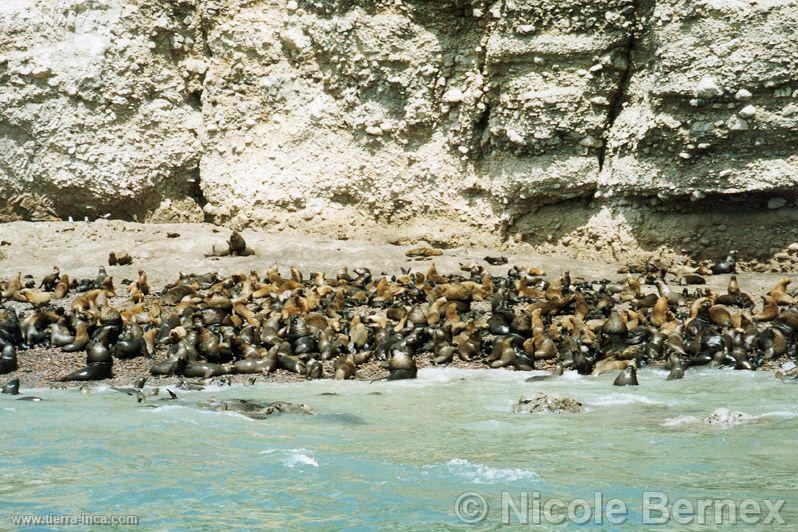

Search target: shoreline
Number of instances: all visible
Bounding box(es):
[1,222,797,396]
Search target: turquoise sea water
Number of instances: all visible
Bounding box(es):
[1,367,797,529]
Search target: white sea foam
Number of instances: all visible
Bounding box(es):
[260,448,319,468]
[425,458,539,484]
[661,409,798,429]
[660,415,701,427]
[586,393,669,406]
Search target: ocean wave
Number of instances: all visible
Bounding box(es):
[660,415,701,427]
[661,409,798,429]
[586,393,670,406]
[260,448,319,468]
[424,458,539,484]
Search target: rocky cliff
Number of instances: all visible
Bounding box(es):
[1,0,797,266]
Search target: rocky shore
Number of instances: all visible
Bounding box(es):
[1,227,797,397]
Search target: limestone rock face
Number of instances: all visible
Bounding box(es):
[602,0,798,200]
[1,0,796,259]
[0,0,204,221]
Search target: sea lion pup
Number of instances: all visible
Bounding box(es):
[387,348,417,380]
[2,377,20,395]
[592,358,634,377]
[613,362,639,386]
[710,251,737,275]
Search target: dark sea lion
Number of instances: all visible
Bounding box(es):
[278,354,306,374]
[135,377,147,389]
[2,377,20,395]
[182,361,229,379]
[59,362,113,382]
[17,396,42,401]
[305,358,323,379]
[387,349,417,380]
[484,256,508,266]
[113,325,147,359]
[228,232,254,256]
[613,365,638,386]
[233,359,274,375]
[0,343,17,375]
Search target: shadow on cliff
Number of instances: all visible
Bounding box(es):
[511,191,798,264]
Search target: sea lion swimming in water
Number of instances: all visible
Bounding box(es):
[2,377,19,395]
[613,364,638,386]
[525,363,564,382]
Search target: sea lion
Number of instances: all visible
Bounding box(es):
[59,362,113,382]
[0,307,22,346]
[387,349,417,380]
[334,354,356,380]
[233,359,275,375]
[613,365,638,386]
[182,361,229,379]
[305,358,323,379]
[2,377,19,395]
[592,358,634,377]
[17,396,43,401]
[0,343,17,375]
[108,252,133,266]
[525,363,564,382]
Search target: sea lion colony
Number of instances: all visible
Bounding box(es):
[0,250,797,390]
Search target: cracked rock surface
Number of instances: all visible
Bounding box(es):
[0,0,796,262]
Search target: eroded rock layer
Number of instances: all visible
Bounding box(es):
[1,0,796,260]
